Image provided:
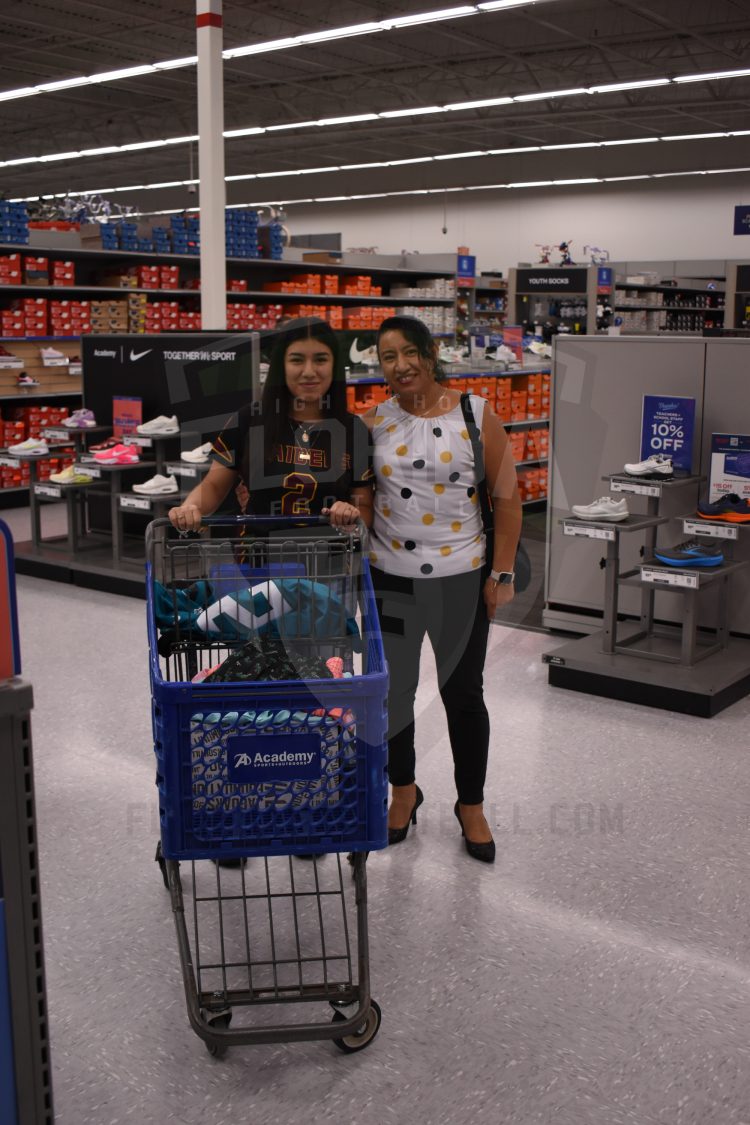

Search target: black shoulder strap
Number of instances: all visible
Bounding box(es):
[460,393,493,534]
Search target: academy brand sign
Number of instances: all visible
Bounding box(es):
[227,734,322,782]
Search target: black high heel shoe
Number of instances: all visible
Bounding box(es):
[388,785,424,845]
[453,802,495,864]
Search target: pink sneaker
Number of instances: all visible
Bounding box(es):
[94,443,140,465]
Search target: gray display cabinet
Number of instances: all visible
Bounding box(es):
[543,336,750,715]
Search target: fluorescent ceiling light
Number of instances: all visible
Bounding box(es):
[506,180,553,187]
[486,146,540,154]
[388,157,434,165]
[514,87,588,102]
[316,114,379,125]
[382,7,476,28]
[379,105,444,118]
[153,56,198,70]
[257,170,301,178]
[340,161,388,170]
[224,38,297,59]
[298,23,382,43]
[434,150,485,159]
[223,127,266,138]
[266,120,319,132]
[90,64,157,83]
[297,165,341,175]
[662,132,727,141]
[478,0,537,8]
[38,151,80,163]
[36,76,93,93]
[588,78,669,93]
[601,137,658,146]
[553,177,601,185]
[541,142,598,150]
[444,97,513,110]
[602,175,651,182]
[675,68,750,84]
[0,87,39,102]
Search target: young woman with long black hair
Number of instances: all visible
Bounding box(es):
[168,318,374,531]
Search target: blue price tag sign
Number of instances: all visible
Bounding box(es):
[640,395,695,472]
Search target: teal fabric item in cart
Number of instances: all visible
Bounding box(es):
[153,578,360,647]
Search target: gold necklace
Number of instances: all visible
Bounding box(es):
[290,419,320,462]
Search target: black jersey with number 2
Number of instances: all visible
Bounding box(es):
[211,404,374,516]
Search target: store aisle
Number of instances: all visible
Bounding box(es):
[15,575,750,1125]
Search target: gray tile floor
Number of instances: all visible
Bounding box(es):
[11,564,750,1125]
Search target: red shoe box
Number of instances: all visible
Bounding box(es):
[24,256,49,284]
[52,260,76,285]
[160,266,180,288]
[0,254,22,284]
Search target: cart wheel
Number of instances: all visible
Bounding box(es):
[203,1010,232,1058]
[331,1000,381,1053]
[155,841,169,890]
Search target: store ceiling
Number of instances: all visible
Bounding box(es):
[1,0,750,217]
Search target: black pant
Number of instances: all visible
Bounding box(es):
[371,566,491,805]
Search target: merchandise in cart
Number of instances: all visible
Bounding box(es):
[145,515,388,1056]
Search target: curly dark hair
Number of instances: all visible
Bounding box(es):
[375,314,446,381]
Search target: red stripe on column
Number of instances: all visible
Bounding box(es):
[196,12,222,28]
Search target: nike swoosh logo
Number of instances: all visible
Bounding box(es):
[129,348,152,362]
[349,339,378,365]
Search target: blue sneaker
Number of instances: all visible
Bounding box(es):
[696,493,750,523]
[653,540,724,567]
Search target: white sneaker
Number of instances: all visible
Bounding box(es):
[623,454,673,477]
[137,414,179,435]
[132,473,179,496]
[571,496,629,522]
[181,442,212,463]
[40,346,69,367]
[7,437,49,456]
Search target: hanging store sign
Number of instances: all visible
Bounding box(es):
[515,267,588,292]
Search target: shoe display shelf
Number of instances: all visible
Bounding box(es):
[544,473,750,716]
[0,242,459,337]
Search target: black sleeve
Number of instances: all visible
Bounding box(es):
[350,414,374,488]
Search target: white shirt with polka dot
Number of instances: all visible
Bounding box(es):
[369,394,486,577]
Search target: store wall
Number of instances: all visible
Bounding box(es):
[286,178,750,272]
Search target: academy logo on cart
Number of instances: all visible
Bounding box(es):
[227,734,322,782]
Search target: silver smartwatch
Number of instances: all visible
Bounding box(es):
[490,570,515,585]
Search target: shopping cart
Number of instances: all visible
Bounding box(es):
[145,516,388,1056]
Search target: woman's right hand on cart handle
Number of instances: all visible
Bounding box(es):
[169,501,204,533]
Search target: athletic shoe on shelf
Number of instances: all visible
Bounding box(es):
[49,465,94,485]
[623,454,674,477]
[0,346,23,369]
[653,540,724,568]
[137,414,179,435]
[181,442,212,463]
[17,371,39,386]
[89,434,118,452]
[722,453,750,480]
[6,438,49,456]
[132,473,178,496]
[62,408,96,428]
[570,496,629,522]
[93,443,140,465]
[696,493,750,523]
[39,346,69,367]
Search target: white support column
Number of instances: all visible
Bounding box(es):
[196,0,226,329]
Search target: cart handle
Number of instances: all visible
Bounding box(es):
[145,514,368,562]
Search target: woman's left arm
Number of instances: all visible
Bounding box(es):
[481,405,523,614]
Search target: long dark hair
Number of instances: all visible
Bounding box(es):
[261,317,348,461]
[376,314,446,381]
